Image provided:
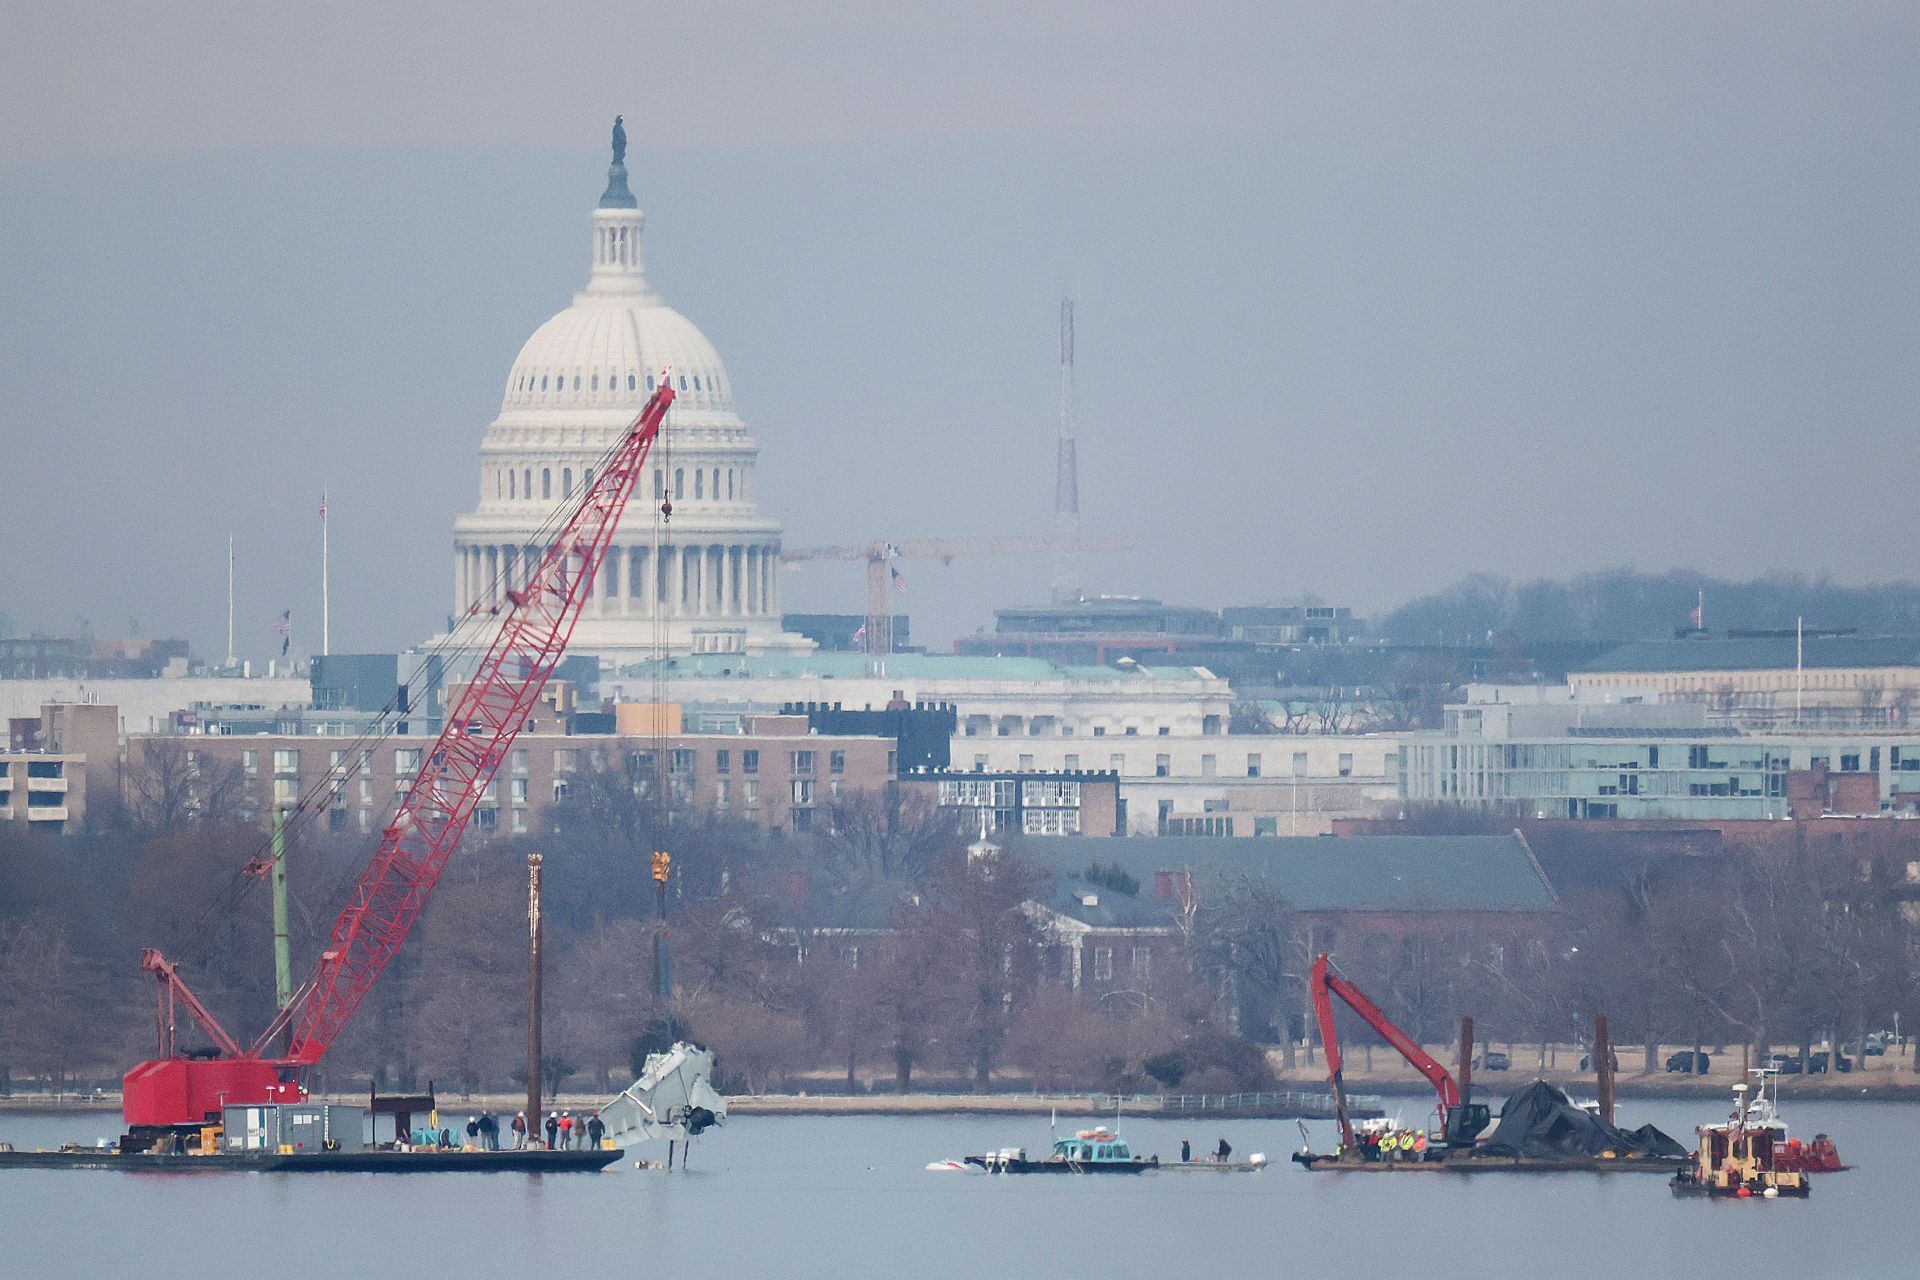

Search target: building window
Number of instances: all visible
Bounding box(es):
[830,750,845,775]
[1246,753,1261,778]
[715,778,730,809]
[1131,948,1152,981]
[554,748,577,773]
[1338,753,1353,778]
[273,749,299,774]
[553,778,570,803]
[743,749,759,774]
[512,748,529,773]
[670,749,695,774]
[542,469,552,499]
[1293,751,1308,776]
[1155,754,1170,778]
[395,748,422,776]
[1064,753,1079,770]
[674,468,685,499]
[511,778,529,803]
[1201,754,1216,778]
[512,808,528,833]
[791,750,814,774]
[716,749,731,774]
[1019,753,1034,770]
[1254,817,1278,836]
[743,779,760,807]
[1093,947,1113,982]
[242,750,258,776]
[272,778,297,804]
[792,779,815,805]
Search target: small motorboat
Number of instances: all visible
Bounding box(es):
[1671,1076,1811,1199]
[962,1127,1156,1174]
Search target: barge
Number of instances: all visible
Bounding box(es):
[0,1145,619,1173]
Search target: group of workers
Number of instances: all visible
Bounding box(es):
[1352,1128,1428,1162]
[1178,1138,1235,1164]
[438,1110,607,1151]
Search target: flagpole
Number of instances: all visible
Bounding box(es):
[1796,615,1804,728]
[321,490,331,657]
[227,534,236,669]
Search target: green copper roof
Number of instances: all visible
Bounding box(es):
[614,652,1220,683]
[1581,635,1920,674]
[1015,834,1559,914]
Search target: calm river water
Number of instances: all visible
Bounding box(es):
[2,1100,1915,1278]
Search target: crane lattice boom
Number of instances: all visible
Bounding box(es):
[121,380,676,1128]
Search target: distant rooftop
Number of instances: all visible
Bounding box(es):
[1581,635,1920,675]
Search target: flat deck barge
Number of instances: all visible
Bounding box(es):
[1292,1151,1682,1174]
[0,1146,621,1173]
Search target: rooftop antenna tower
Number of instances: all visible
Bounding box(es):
[1052,296,1081,603]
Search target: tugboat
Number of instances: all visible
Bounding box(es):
[1670,1077,1811,1199]
[962,1127,1157,1174]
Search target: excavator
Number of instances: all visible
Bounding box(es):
[121,377,679,1139]
[1309,952,1489,1155]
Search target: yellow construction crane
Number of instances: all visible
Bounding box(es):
[780,536,1131,655]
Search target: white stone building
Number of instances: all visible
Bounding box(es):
[957,730,1402,836]
[604,653,1234,739]
[451,124,809,663]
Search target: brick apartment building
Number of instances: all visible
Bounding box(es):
[125,713,898,836]
[1,702,119,832]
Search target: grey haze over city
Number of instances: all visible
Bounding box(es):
[2,2,1917,663]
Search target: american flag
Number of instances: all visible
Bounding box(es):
[889,565,907,595]
[319,493,328,520]
[851,622,867,646]
[273,609,292,656]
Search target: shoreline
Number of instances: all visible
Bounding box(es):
[7,1076,1918,1117]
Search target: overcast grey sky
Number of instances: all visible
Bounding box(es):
[3,3,1917,662]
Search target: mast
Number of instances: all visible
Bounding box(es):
[226,534,236,669]
[1051,296,1080,603]
[320,490,331,656]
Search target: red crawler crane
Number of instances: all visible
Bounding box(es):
[1310,952,1485,1151]
[122,378,678,1131]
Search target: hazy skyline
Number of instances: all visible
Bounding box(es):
[3,4,1917,662]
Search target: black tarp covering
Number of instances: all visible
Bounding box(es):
[1479,1082,1687,1159]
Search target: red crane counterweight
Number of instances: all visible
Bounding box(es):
[121,380,678,1130]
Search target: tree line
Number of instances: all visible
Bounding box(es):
[4,754,1916,1098]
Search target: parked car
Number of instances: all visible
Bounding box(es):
[1665,1050,1712,1075]
[1763,1053,1804,1075]
[1805,1052,1853,1074]
[1474,1049,1511,1071]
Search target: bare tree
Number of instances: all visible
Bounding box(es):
[814,789,970,891]
[126,740,250,833]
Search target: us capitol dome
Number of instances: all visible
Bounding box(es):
[451,120,812,662]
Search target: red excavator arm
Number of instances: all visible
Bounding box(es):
[1310,952,1461,1150]
[121,377,678,1128]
